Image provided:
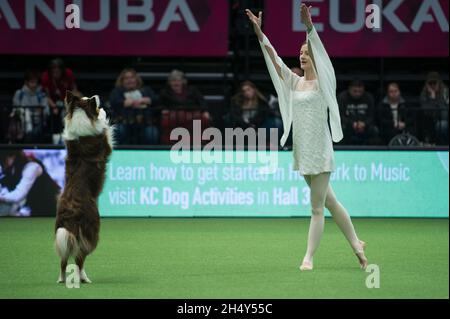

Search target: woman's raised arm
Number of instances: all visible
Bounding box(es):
[301,3,343,142]
[245,9,284,80]
[301,3,336,87]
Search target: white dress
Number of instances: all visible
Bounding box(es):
[292,78,335,175]
[258,25,343,176]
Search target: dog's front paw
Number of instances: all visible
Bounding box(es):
[57,276,66,284]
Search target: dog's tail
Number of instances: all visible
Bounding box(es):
[55,228,77,260]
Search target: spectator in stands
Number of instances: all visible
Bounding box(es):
[337,79,381,145]
[227,81,282,145]
[159,70,210,145]
[228,81,270,129]
[160,70,207,110]
[109,68,159,145]
[41,58,79,144]
[10,71,49,143]
[378,83,414,144]
[229,81,269,129]
[420,71,449,145]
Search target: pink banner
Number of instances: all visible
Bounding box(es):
[0,0,228,56]
[264,0,449,57]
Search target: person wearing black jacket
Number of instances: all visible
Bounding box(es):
[337,80,381,145]
[227,81,282,146]
[159,70,207,111]
[158,69,212,145]
[229,81,271,129]
[420,72,449,145]
[378,83,414,144]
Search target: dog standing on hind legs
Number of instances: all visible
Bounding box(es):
[55,91,113,284]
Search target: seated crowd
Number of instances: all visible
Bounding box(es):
[1,59,449,147]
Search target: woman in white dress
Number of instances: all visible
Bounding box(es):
[246,4,368,270]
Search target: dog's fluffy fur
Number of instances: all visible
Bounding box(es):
[55,91,113,284]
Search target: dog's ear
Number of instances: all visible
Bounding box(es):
[89,95,99,109]
[66,90,75,104]
[87,95,100,115]
[65,90,79,114]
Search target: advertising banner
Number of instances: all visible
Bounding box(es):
[0,0,229,56]
[264,0,449,57]
[0,149,448,217]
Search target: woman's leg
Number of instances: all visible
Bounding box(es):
[324,185,363,253]
[302,174,367,269]
[324,184,368,269]
[301,173,330,269]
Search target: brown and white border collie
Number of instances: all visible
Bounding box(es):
[55,91,113,284]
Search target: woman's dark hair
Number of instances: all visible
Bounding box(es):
[426,71,441,83]
[231,81,267,108]
[422,71,448,97]
[0,150,29,173]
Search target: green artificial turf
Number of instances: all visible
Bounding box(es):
[0,218,448,299]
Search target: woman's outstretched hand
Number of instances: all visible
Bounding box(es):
[300,3,313,30]
[245,9,263,40]
[246,8,282,77]
[245,9,262,29]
